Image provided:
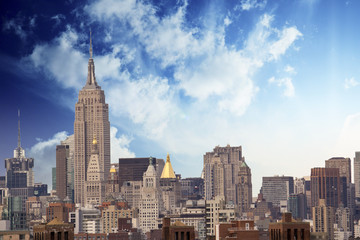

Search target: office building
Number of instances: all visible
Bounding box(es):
[287,193,307,220]
[269,213,310,240]
[84,137,105,206]
[204,145,247,206]
[33,218,74,240]
[139,158,163,234]
[121,180,142,209]
[162,217,195,240]
[118,157,164,187]
[325,157,351,207]
[205,195,236,237]
[100,203,137,233]
[180,178,204,201]
[69,206,102,234]
[311,168,340,208]
[237,160,252,214]
[106,166,120,199]
[355,152,360,199]
[312,199,335,240]
[160,154,181,214]
[56,135,74,202]
[261,176,294,206]
[74,33,110,206]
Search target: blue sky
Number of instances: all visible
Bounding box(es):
[1,0,360,195]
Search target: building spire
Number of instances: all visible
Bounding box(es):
[83,30,99,89]
[18,109,21,149]
[89,29,93,59]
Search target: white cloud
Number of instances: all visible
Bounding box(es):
[27,26,86,90]
[268,76,295,97]
[110,126,135,162]
[284,65,296,74]
[29,131,69,188]
[344,77,359,89]
[269,27,302,60]
[3,19,27,40]
[237,0,267,11]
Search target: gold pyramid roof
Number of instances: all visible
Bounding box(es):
[160,153,176,178]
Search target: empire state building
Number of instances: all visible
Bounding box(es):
[74,33,110,205]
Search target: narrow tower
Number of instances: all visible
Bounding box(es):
[74,32,110,205]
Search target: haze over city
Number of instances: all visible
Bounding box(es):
[2,0,360,196]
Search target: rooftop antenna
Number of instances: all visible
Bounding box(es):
[89,29,93,58]
[18,109,21,149]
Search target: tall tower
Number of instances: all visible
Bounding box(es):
[204,145,242,204]
[74,32,110,205]
[85,137,105,205]
[237,160,252,214]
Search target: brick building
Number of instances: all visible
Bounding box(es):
[269,213,310,240]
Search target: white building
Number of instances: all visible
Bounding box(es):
[138,158,163,234]
[69,206,102,234]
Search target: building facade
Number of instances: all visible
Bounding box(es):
[311,168,340,208]
[261,176,294,207]
[74,34,110,206]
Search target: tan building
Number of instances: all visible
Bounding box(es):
[160,154,181,214]
[101,204,137,233]
[269,212,310,240]
[139,158,163,234]
[121,180,142,209]
[162,217,195,240]
[84,137,105,205]
[204,145,252,214]
[217,220,259,240]
[205,195,236,237]
[74,33,110,206]
[33,218,74,240]
[312,199,335,240]
[46,202,75,223]
[237,160,252,214]
[0,231,30,240]
[106,166,120,199]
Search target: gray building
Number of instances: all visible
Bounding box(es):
[261,175,294,206]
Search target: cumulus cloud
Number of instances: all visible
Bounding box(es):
[29,131,69,188]
[268,77,295,97]
[237,0,267,11]
[344,77,358,89]
[111,126,135,162]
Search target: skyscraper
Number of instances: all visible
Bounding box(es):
[311,167,340,208]
[237,161,252,214]
[4,111,34,230]
[203,145,246,205]
[261,176,294,207]
[74,33,110,205]
[354,152,360,199]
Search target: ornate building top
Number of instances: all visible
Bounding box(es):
[160,153,176,179]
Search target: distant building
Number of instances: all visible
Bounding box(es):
[106,166,120,199]
[33,218,74,240]
[0,230,30,240]
[311,168,340,208]
[56,135,74,202]
[269,212,310,240]
[46,201,75,223]
[84,137,106,206]
[139,158,163,234]
[204,145,252,212]
[52,168,56,191]
[354,152,360,199]
[74,34,110,206]
[162,217,195,240]
[180,178,204,201]
[217,220,259,240]
[118,157,164,187]
[261,176,294,206]
[205,195,236,237]
[160,154,181,214]
[287,193,307,220]
[325,157,351,207]
[69,206,102,234]
[100,202,137,233]
[34,183,48,197]
[312,199,335,240]
[237,160,252,214]
[121,180,142,209]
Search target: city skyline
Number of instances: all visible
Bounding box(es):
[1,0,360,196]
